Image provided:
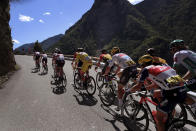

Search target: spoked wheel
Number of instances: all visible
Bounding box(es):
[167,120,196,131]
[129,101,149,131]
[86,76,96,96]
[96,72,105,89]
[74,73,82,89]
[99,83,115,106]
[172,104,187,122]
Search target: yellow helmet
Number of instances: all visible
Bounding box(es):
[138,55,153,66]
[111,47,120,55]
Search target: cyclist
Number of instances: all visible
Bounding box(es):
[56,49,65,81]
[146,48,168,65]
[170,39,196,91]
[74,50,92,88]
[95,49,112,74]
[104,47,137,111]
[33,51,41,69]
[41,51,48,70]
[130,55,189,131]
[72,48,83,70]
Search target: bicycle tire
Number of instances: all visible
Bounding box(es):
[74,73,81,89]
[86,76,96,96]
[173,103,187,122]
[99,83,115,106]
[131,101,149,131]
[167,119,196,131]
[96,72,104,89]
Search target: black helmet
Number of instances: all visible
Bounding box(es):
[170,39,185,50]
[101,49,107,54]
[77,48,84,52]
[146,48,155,56]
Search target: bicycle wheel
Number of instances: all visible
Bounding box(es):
[167,120,196,131]
[74,73,82,89]
[130,101,149,131]
[173,103,187,121]
[99,83,115,106]
[86,76,96,96]
[96,72,104,89]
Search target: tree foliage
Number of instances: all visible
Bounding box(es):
[33,40,42,52]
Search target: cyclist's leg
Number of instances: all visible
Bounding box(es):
[80,63,89,86]
[156,88,187,131]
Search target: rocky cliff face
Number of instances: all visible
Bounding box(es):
[0,0,16,76]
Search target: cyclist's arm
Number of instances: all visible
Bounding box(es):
[131,68,149,92]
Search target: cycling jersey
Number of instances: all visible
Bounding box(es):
[109,53,135,69]
[57,54,64,61]
[76,52,92,73]
[42,54,47,58]
[173,50,196,77]
[76,52,91,63]
[35,52,40,60]
[100,54,112,63]
[140,65,184,90]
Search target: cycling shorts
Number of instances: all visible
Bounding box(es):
[157,87,187,114]
[42,58,47,63]
[35,55,40,60]
[56,60,65,67]
[78,60,83,68]
[119,66,137,85]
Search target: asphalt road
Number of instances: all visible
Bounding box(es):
[1,55,195,131]
[0,55,134,131]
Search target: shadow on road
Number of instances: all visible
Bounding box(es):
[51,86,66,95]
[101,104,148,131]
[73,92,98,106]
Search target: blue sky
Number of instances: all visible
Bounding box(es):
[10,0,144,49]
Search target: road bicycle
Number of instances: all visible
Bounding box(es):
[123,91,188,131]
[74,68,96,96]
[99,74,118,106]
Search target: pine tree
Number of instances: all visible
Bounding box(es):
[33,40,42,52]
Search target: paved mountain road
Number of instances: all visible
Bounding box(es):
[0,55,133,131]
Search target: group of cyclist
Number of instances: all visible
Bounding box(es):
[33,39,196,131]
[33,51,48,70]
[92,39,196,131]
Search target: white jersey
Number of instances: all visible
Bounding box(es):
[173,50,196,76]
[109,53,132,69]
[57,54,64,61]
[42,54,47,58]
[35,52,40,56]
[141,65,184,90]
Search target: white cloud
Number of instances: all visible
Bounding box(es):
[59,12,63,15]
[39,19,45,23]
[19,14,34,22]
[128,0,144,5]
[43,12,51,15]
[12,39,20,44]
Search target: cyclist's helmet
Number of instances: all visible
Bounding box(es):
[111,47,120,55]
[77,48,84,52]
[146,48,155,56]
[170,39,185,51]
[101,49,107,54]
[54,48,59,53]
[138,55,153,66]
